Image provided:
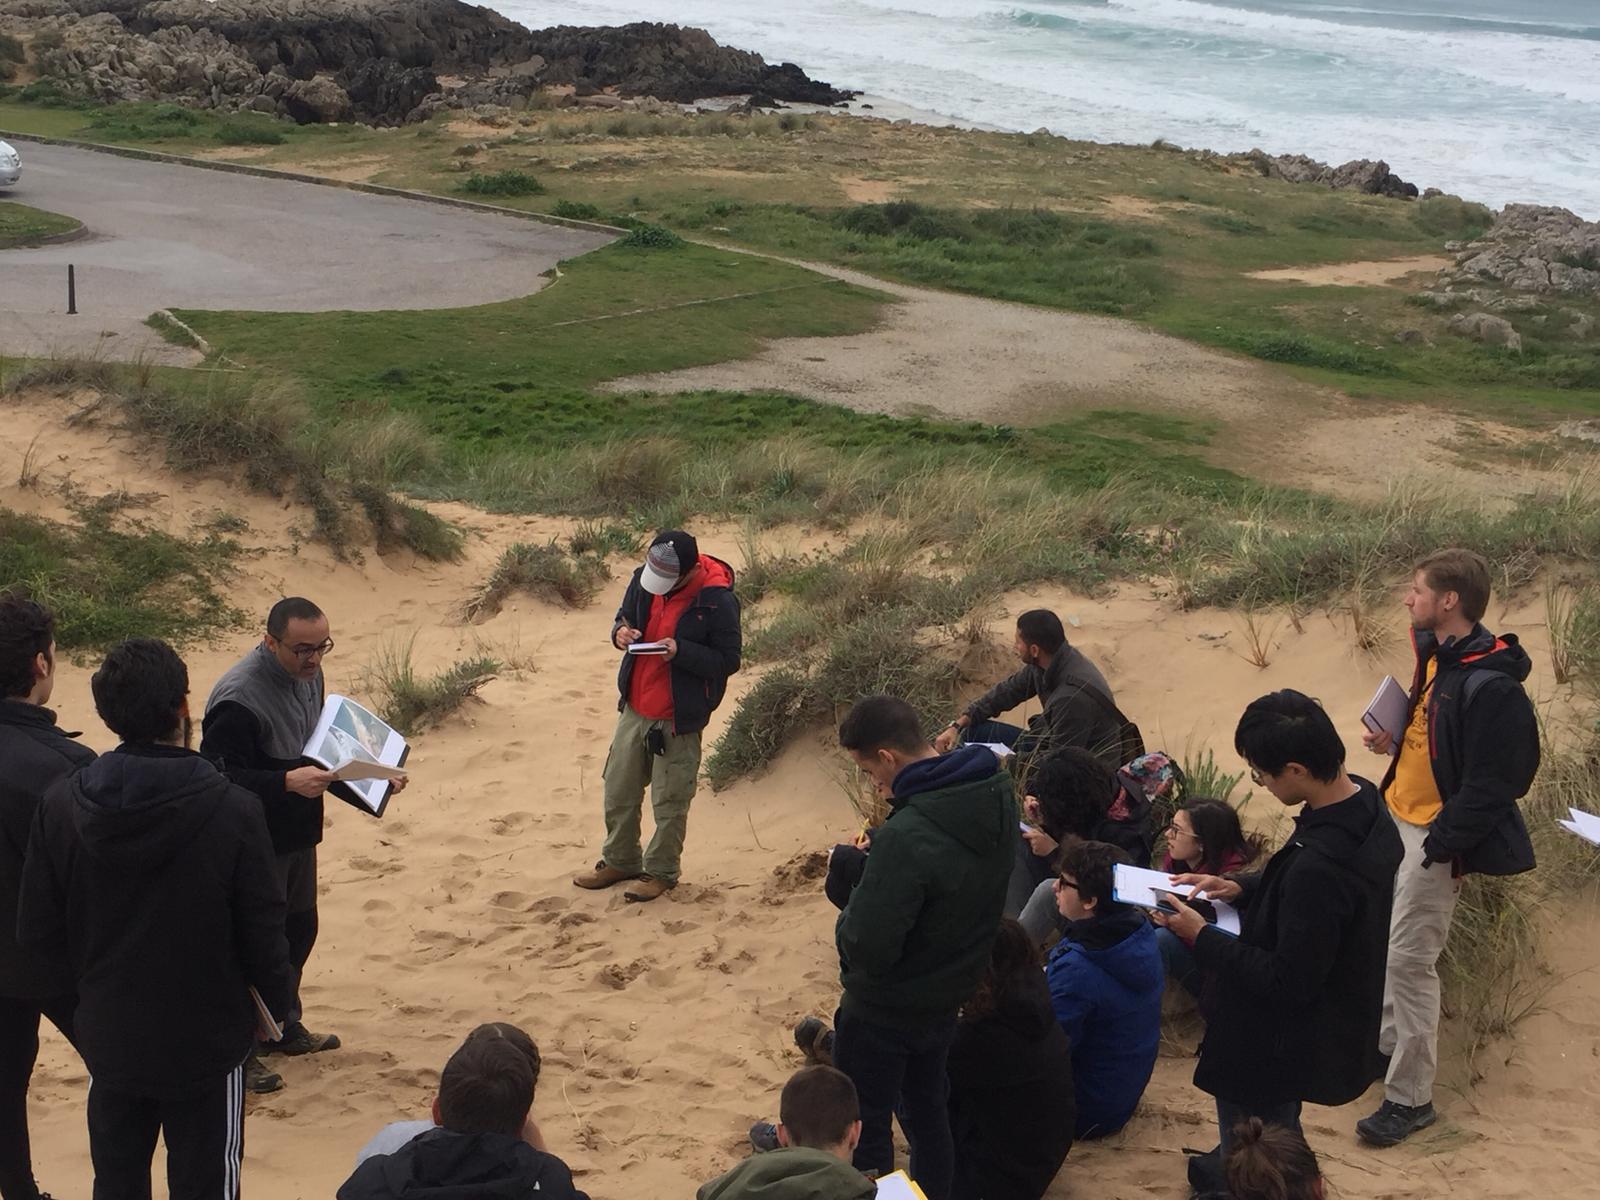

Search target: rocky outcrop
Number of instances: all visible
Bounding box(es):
[0,0,851,125]
[1447,311,1521,353]
[527,23,853,105]
[1437,204,1600,297]
[1239,150,1420,199]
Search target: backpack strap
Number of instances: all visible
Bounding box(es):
[1072,680,1146,762]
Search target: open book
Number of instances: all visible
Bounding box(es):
[1113,863,1241,936]
[1559,807,1600,847]
[302,694,409,818]
[250,986,284,1044]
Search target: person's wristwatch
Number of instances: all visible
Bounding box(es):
[947,720,962,731]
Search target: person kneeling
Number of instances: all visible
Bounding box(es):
[1046,842,1163,1140]
[700,1066,874,1200]
[339,1022,588,1200]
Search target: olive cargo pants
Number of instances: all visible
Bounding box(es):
[601,705,702,885]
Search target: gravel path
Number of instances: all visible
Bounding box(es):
[0,140,614,364]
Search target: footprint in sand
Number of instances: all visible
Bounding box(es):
[596,960,649,990]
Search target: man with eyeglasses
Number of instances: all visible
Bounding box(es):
[201,598,349,1091]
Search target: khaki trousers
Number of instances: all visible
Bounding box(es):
[601,705,701,884]
[1380,816,1461,1106]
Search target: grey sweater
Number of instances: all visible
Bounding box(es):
[964,646,1123,762]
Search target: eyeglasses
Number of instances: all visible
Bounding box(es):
[285,638,334,660]
[1053,876,1082,895]
[1248,765,1268,786]
[1165,822,1193,837]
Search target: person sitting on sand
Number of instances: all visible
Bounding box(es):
[933,610,1123,763]
[1155,799,1261,996]
[1013,748,1120,942]
[339,1022,587,1200]
[948,919,1075,1200]
[1045,841,1163,1140]
[702,1066,874,1200]
[1225,1117,1326,1200]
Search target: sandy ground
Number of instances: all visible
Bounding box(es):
[1246,257,1451,287]
[5,389,1599,1199]
[0,140,614,364]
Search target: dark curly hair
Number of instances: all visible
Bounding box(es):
[0,591,55,700]
[91,639,189,744]
[1028,747,1117,842]
[963,917,1043,1021]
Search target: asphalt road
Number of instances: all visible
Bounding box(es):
[0,139,615,362]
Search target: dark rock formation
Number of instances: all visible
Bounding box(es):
[526,22,852,105]
[0,0,852,125]
[1240,149,1420,199]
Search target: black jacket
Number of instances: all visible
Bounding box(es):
[0,700,96,999]
[200,700,323,854]
[338,1129,589,1200]
[1381,624,1539,876]
[17,744,294,1096]
[837,747,1015,1027]
[948,968,1075,1200]
[964,647,1123,763]
[611,557,741,736]
[1191,778,1402,1107]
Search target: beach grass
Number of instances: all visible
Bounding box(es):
[363,636,501,736]
[0,199,79,247]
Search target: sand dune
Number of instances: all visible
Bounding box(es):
[6,390,1599,1199]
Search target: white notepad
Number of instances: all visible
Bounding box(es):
[1559,807,1600,847]
[1112,863,1241,936]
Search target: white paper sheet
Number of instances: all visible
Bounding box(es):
[1559,807,1600,847]
[1112,863,1241,936]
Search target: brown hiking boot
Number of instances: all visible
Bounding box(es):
[573,860,642,890]
[623,875,675,903]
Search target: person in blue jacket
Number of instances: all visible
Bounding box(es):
[1045,840,1163,1140]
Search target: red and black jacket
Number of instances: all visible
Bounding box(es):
[1380,623,1539,876]
[610,556,741,736]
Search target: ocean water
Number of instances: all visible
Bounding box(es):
[493,0,1600,216]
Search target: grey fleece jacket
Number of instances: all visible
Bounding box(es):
[964,646,1122,762]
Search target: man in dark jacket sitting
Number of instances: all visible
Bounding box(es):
[339,1022,588,1200]
[933,610,1123,764]
[1158,689,1402,1194]
[833,695,1015,1200]
[18,638,295,1200]
[0,593,96,1200]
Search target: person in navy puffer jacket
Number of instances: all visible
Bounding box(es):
[1045,840,1163,1140]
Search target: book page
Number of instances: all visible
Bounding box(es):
[875,1171,928,1200]
[302,694,409,816]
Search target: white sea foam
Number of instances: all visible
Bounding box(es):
[495,0,1600,215]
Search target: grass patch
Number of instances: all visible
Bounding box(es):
[0,201,80,248]
[466,542,610,619]
[460,169,543,197]
[365,637,500,736]
[215,119,287,146]
[0,503,243,650]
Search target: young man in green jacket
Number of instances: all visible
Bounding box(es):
[699,1067,874,1200]
[833,696,1016,1200]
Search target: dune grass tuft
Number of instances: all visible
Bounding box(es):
[365,638,501,736]
[467,542,610,620]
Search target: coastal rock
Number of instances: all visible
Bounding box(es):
[1239,149,1420,199]
[1448,311,1522,353]
[0,0,851,125]
[526,22,853,105]
[1441,204,1600,297]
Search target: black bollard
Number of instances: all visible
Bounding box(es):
[67,264,77,315]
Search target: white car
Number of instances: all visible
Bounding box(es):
[0,139,18,188]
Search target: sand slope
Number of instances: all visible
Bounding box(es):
[5,391,1599,1199]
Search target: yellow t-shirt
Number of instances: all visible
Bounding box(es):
[1387,657,1443,827]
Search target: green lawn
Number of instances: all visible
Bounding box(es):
[0,199,79,247]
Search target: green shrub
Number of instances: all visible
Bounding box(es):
[17,80,83,107]
[620,223,684,249]
[366,638,500,736]
[0,33,24,62]
[467,541,610,618]
[1413,194,1493,241]
[552,199,605,221]
[1225,330,1399,376]
[460,170,544,197]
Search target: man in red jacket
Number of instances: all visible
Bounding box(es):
[574,531,741,903]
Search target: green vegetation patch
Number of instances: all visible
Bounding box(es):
[460,169,544,197]
[0,201,80,248]
[0,503,244,650]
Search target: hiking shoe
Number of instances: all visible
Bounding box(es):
[1185,1146,1224,1195]
[623,875,675,903]
[749,1121,781,1152]
[574,860,642,890]
[794,1017,835,1067]
[1356,1100,1437,1147]
[264,1021,341,1056]
[244,1053,284,1094]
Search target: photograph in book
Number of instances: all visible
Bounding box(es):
[302,694,409,817]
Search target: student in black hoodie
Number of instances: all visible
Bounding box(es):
[339,1022,588,1200]
[17,638,294,1200]
[947,919,1075,1200]
[1156,690,1401,1196]
[0,594,96,1200]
